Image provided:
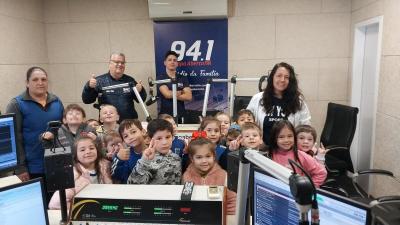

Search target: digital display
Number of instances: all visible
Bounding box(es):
[123,206,142,216]
[101,205,118,212]
[0,114,18,172]
[253,169,370,225]
[154,207,173,216]
[71,197,222,224]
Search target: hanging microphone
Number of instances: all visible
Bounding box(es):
[146,77,158,106]
[146,96,158,106]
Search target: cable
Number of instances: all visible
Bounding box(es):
[288,159,319,225]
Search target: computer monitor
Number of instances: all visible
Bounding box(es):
[252,167,371,225]
[0,178,49,225]
[0,114,18,173]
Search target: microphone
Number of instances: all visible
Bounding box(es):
[146,96,158,106]
[48,120,62,128]
[48,121,62,133]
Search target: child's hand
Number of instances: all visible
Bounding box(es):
[117,143,130,161]
[143,139,157,160]
[315,142,327,161]
[229,135,242,151]
[86,132,97,141]
[42,131,54,140]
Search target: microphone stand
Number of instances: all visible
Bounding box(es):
[201,76,263,118]
[49,126,69,225]
[148,78,180,124]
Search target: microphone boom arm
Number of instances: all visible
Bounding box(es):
[235,149,316,225]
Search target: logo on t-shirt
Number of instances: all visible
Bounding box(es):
[266,105,286,121]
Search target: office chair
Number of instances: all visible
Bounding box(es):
[352,169,400,225]
[320,102,359,176]
[233,96,252,117]
[232,75,268,118]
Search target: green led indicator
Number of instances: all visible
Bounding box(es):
[154,207,163,211]
[102,205,119,211]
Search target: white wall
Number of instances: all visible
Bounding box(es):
[24,0,351,136]
[351,0,400,196]
[0,0,48,111]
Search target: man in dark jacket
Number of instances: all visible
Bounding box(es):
[82,53,147,121]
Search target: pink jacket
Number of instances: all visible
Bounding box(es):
[183,163,237,215]
[48,159,112,209]
[272,149,327,187]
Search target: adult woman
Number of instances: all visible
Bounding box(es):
[247,62,311,146]
[6,67,64,181]
[158,50,192,123]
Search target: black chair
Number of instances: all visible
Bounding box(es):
[233,96,252,118]
[183,110,220,124]
[320,102,359,175]
[352,169,400,225]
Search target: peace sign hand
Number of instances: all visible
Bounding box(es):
[143,138,157,160]
[229,135,242,151]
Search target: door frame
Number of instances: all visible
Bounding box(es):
[350,16,383,190]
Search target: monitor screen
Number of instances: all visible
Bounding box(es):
[0,178,49,225]
[0,114,18,172]
[252,167,371,225]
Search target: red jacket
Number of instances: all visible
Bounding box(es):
[272,149,327,187]
[183,163,236,215]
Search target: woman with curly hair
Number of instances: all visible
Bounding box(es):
[247,62,311,146]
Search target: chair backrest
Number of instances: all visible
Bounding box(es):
[320,102,359,172]
[233,96,252,118]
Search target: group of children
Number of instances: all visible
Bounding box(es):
[45,104,328,216]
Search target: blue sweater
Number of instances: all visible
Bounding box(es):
[111,147,142,184]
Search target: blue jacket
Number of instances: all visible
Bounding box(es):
[111,147,142,184]
[216,145,228,170]
[171,137,186,158]
[82,72,147,121]
[6,91,64,174]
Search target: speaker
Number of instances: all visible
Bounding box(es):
[227,150,240,192]
[44,147,75,192]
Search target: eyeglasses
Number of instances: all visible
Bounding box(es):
[110,60,126,65]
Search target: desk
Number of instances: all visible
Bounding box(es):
[48,210,237,225]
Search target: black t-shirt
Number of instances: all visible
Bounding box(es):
[262,96,287,145]
[157,73,190,118]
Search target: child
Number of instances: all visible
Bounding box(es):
[239,122,264,150]
[42,104,97,151]
[158,114,186,158]
[215,111,231,136]
[87,119,100,130]
[226,124,241,148]
[199,117,227,170]
[97,104,120,137]
[103,131,123,160]
[127,119,181,184]
[48,136,112,209]
[268,120,327,187]
[235,109,255,126]
[295,125,327,164]
[182,138,236,215]
[228,122,263,151]
[111,119,146,184]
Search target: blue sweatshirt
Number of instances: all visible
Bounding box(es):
[111,147,142,184]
